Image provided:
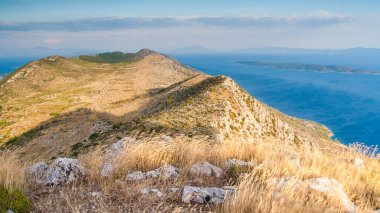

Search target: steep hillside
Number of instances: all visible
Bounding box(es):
[0,49,196,146]
[0,49,333,161]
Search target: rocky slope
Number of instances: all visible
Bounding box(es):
[0,49,378,212]
[0,49,333,161]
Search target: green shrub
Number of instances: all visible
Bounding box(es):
[89,133,99,141]
[49,112,60,117]
[0,185,30,213]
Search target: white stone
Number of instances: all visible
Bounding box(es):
[26,161,48,184]
[140,188,165,198]
[101,162,114,177]
[146,170,159,178]
[350,158,365,168]
[189,162,223,177]
[307,177,356,213]
[290,158,301,169]
[136,165,181,180]
[168,187,181,193]
[125,171,146,181]
[155,165,180,179]
[90,191,102,197]
[182,186,234,204]
[44,158,88,186]
[162,135,173,142]
[224,159,255,170]
[105,137,137,159]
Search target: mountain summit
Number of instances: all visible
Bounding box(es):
[0,50,378,212]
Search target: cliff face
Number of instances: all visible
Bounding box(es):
[0,49,332,160]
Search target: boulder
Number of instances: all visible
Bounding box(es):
[307,177,356,213]
[155,165,180,179]
[26,161,49,184]
[182,186,235,204]
[26,158,87,186]
[45,158,88,186]
[224,159,255,170]
[125,171,146,181]
[189,162,223,177]
[350,158,365,168]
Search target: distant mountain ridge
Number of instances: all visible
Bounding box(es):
[238,60,380,75]
[167,46,380,56]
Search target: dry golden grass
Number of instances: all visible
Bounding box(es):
[73,136,380,212]
[0,152,26,191]
[1,134,379,212]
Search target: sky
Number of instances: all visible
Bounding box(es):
[1,0,380,55]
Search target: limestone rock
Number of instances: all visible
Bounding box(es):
[190,162,223,177]
[26,161,48,184]
[162,135,173,142]
[27,158,87,186]
[146,170,159,178]
[101,162,114,177]
[125,165,180,181]
[140,188,165,198]
[155,165,180,179]
[182,186,234,204]
[125,171,146,182]
[350,158,365,168]
[307,177,356,213]
[168,187,181,193]
[224,159,255,170]
[45,158,88,186]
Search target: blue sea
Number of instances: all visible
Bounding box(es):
[173,54,380,147]
[0,57,37,78]
[1,54,379,147]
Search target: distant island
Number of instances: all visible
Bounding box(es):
[237,61,380,75]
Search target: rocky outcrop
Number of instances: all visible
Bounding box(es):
[189,162,223,177]
[27,158,88,186]
[182,186,235,204]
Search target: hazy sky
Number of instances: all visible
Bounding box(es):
[1,0,380,54]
